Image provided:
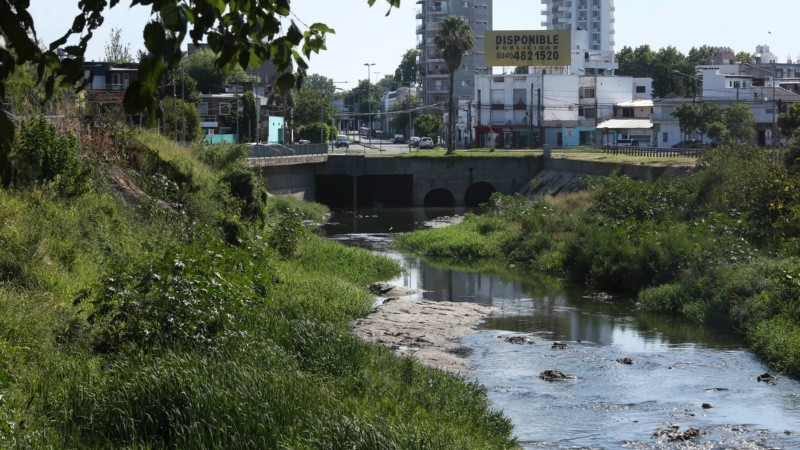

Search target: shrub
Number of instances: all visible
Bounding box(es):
[77,234,272,353]
[12,116,91,197]
[221,166,268,227]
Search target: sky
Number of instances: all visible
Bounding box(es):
[25,0,797,88]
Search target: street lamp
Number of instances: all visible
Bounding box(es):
[743,62,778,147]
[364,63,375,142]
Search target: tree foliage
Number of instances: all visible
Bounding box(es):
[395,48,420,86]
[104,27,133,63]
[390,93,419,134]
[779,102,800,139]
[616,44,754,98]
[293,85,335,127]
[181,48,257,94]
[434,16,473,154]
[413,113,442,140]
[0,0,401,185]
[160,98,203,142]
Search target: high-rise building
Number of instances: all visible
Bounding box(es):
[415,0,492,108]
[541,0,615,60]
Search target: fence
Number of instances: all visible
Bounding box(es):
[601,146,705,158]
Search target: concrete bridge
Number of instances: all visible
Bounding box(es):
[253,150,686,208]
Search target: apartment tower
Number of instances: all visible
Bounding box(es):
[541,0,615,62]
[415,0,492,108]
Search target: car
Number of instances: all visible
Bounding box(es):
[297,139,311,145]
[408,136,421,148]
[615,139,639,147]
[419,136,434,149]
[393,134,406,144]
[672,139,702,148]
[335,135,349,148]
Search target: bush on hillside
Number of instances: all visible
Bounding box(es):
[12,116,91,197]
[77,234,273,353]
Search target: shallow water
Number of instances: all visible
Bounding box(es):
[324,209,800,449]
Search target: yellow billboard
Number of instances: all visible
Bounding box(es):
[485,30,571,67]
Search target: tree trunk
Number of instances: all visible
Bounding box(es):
[446,71,456,155]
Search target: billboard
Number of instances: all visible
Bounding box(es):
[485,30,571,67]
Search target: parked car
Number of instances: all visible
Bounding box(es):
[393,134,406,144]
[604,139,639,149]
[419,136,434,149]
[335,135,349,148]
[672,139,702,148]
[408,136,421,148]
[616,139,639,147]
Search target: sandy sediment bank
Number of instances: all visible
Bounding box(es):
[352,284,496,375]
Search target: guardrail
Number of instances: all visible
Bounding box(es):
[248,143,328,158]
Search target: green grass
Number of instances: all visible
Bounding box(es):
[0,129,518,449]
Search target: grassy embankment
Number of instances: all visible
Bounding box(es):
[396,143,800,377]
[0,119,516,448]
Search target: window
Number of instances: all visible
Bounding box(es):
[580,106,596,118]
[513,88,527,109]
[622,108,634,118]
[219,103,231,116]
[582,87,595,99]
[198,102,209,115]
[662,132,668,143]
[636,85,646,94]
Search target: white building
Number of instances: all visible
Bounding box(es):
[379,85,418,135]
[469,72,651,148]
[541,0,616,63]
[653,64,800,148]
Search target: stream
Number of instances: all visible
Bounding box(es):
[323,208,800,450]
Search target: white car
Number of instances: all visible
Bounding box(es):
[419,137,434,149]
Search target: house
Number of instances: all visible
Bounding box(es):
[596,99,654,146]
[82,62,139,117]
[469,70,652,148]
[653,64,800,148]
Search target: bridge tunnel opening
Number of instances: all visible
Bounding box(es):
[356,175,413,207]
[315,174,414,208]
[424,188,456,207]
[464,181,496,207]
[314,175,354,208]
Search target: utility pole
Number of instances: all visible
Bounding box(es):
[173,71,177,141]
[466,100,472,148]
[529,83,535,148]
[254,82,260,144]
[537,88,543,147]
[364,62,375,142]
[181,64,185,143]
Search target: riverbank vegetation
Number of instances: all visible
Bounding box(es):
[0,117,516,448]
[396,143,800,377]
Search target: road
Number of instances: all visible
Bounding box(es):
[327,131,434,155]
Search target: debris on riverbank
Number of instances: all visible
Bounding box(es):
[353,283,495,375]
[422,215,464,229]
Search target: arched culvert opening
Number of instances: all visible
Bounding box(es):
[464,181,496,207]
[424,188,456,207]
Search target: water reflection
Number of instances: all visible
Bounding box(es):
[325,208,800,449]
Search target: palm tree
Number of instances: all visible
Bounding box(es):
[434,16,473,155]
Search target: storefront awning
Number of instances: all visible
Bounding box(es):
[596,119,653,130]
